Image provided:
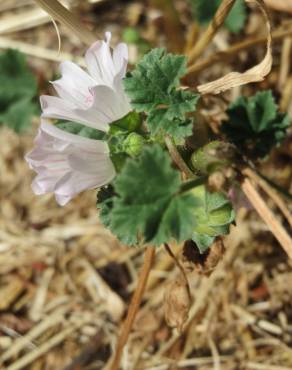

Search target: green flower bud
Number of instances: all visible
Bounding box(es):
[191,141,234,175]
[123,132,146,157]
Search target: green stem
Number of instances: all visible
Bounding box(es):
[180,176,207,193]
[165,135,194,178]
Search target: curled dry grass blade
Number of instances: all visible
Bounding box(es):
[197,0,272,95]
[33,0,96,46]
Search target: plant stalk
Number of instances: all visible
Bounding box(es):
[187,0,236,64]
[109,246,155,370]
[243,167,292,228]
[165,135,194,178]
[241,178,292,259]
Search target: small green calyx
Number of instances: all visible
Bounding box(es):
[109,111,142,135]
[123,132,146,157]
[110,152,128,173]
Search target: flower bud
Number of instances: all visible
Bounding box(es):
[123,132,146,157]
[191,141,234,175]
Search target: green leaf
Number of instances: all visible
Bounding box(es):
[123,27,141,44]
[123,48,199,142]
[190,185,235,253]
[0,49,38,132]
[123,48,185,112]
[122,27,151,59]
[189,0,246,34]
[190,0,221,24]
[96,186,115,229]
[147,113,193,142]
[0,98,38,133]
[98,144,198,246]
[224,0,247,33]
[222,90,290,158]
[192,233,215,253]
[0,49,37,107]
[55,121,106,140]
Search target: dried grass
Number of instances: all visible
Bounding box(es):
[0,1,291,370]
[0,123,291,369]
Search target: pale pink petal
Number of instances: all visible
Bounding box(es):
[40,95,110,132]
[39,121,109,152]
[51,61,96,108]
[40,33,130,132]
[54,159,115,204]
[113,43,128,77]
[85,33,116,86]
[54,193,71,206]
[90,85,131,123]
[25,120,115,206]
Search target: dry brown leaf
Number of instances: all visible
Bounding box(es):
[198,0,272,95]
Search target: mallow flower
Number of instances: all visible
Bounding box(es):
[25,32,131,205]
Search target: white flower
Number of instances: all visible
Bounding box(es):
[26,120,115,205]
[41,31,131,132]
[26,32,131,205]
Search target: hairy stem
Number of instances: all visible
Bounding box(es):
[165,135,194,178]
[180,177,207,193]
[109,246,155,370]
[187,0,236,64]
[241,178,292,259]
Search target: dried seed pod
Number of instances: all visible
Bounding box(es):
[164,275,191,332]
[182,238,225,276]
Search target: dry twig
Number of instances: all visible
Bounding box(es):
[241,178,292,259]
[243,168,292,228]
[187,0,236,64]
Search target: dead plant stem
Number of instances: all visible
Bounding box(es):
[241,178,292,259]
[243,168,292,228]
[187,0,236,64]
[187,26,292,76]
[109,246,155,370]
